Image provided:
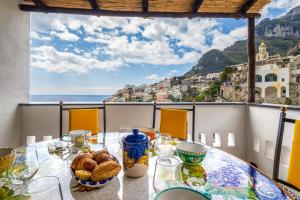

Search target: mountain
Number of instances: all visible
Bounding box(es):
[184,6,300,77]
[288,41,300,56]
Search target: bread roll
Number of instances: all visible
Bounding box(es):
[91,161,121,182]
[71,153,93,170]
[82,158,97,171]
[94,153,112,164]
[75,170,92,180]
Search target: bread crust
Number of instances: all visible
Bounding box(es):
[91,160,121,182]
[82,158,97,171]
[75,170,92,180]
[71,153,93,170]
[94,153,112,164]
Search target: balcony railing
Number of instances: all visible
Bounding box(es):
[20,102,300,182]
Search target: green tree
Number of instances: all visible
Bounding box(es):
[284,98,292,105]
[209,80,221,96]
[196,92,206,102]
[220,67,235,83]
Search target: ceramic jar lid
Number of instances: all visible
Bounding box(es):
[124,128,149,143]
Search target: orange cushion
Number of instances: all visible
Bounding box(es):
[69,109,99,135]
[160,108,187,140]
[288,120,300,189]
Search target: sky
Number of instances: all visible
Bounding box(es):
[30,0,300,95]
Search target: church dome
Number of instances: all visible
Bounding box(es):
[260,41,266,47]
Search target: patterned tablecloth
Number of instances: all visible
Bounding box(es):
[2,133,290,200]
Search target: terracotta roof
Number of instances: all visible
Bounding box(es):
[19,0,271,18]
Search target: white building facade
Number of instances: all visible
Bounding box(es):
[255,42,291,99]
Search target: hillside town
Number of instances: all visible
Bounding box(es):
[107,42,300,105]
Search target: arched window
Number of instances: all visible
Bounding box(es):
[255,75,262,82]
[281,87,286,98]
[265,73,277,82]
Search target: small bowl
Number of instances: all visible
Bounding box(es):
[0,148,13,173]
[70,155,120,188]
[155,187,208,200]
[176,142,207,165]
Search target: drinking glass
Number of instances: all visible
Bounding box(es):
[153,157,181,194]
[20,176,63,200]
[118,126,132,145]
[8,146,39,185]
[156,133,172,157]
[89,134,99,144]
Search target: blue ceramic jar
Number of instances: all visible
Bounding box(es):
[122,129,149,177]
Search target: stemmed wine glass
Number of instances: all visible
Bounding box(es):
[7,146,39,185]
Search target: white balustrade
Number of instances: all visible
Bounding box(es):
[26,136,36,145]
[200,133,207,144]
[227,132,235,147]
[213,133,222,147]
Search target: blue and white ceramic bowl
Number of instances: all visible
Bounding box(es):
[176,142,207,165]
[70,155,120,188]
[155,187,208,200]
[71,169,115,188]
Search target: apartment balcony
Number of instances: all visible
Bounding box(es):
[19,102,300,179]
[1,0,300,199]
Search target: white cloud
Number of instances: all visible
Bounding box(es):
[31,32,51,41]
[260,0,300,19]
[82,28,202,66]
[30,2,297,75]
[210,26,247,50]
[51,30,80,41]
[31,45,123,74]
[146,74,164,81]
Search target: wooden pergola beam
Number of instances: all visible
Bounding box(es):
[88,0,99,11]
[192,0,204,13]
[18,4,260,18]
[142,0,148,12]
[240,0,257,13]
[32,0,45,7]
[247,17,256,103]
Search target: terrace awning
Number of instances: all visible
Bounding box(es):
[19,0,270,18]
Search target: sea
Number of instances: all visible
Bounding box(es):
[30,95,111,103]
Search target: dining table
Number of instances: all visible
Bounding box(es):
[1,132,290,200]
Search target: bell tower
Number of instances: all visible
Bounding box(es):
[256,41,269,61]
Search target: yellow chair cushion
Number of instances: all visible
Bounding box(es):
[288,120,300,189]
[160,108,188,140]
[69,109,99,135]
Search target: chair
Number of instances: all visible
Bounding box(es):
[273,107,300,198]
[59,101,106,138]
[152,101,195,141]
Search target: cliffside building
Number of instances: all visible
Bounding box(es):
[221,41,300,104]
